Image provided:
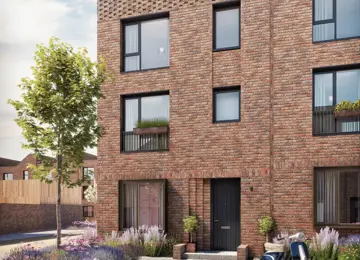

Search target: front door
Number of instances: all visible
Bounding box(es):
[211,178,240,251]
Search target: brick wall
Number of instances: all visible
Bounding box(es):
[0,204,82,234]
[97,0,360,257]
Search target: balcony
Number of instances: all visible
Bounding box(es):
[313,106,360,135]
[122,131,169,152]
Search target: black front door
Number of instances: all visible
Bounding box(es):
[211,178,240,251]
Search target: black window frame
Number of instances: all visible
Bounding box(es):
[312,0,360,43]
[23,170,29,180]
[213,86,241,123]
[119,180,166,231]
[213,1,241,52]
[121,12,170,73]
[312,64,360,136]
[3,173,13,180]
[121,91,170,153]
[313,166,360,227]
[83,206,94,217]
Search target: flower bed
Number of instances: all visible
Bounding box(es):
[3,222,179,260]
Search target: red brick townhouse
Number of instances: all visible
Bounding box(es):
[97,0,360,256]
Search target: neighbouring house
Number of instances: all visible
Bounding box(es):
[96,0,360,257]
[0,153,97,234]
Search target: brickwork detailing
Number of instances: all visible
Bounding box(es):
[97,0,360,257]
[173,243,186,260]
[0,204,82,234]
[237,245,249,260]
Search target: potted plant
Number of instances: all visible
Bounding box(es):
[133,118,169,135]
[258,215,276,243]
[334,100,360,118]
[183,215,200,252]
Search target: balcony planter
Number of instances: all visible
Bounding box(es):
[133,126,168,135]
[334,109,360,118]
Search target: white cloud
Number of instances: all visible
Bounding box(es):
[0,0,97,160]
[0,0,71,44]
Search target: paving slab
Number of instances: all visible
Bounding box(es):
[0,229,83,245]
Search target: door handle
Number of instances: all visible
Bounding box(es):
[214,219,219,222]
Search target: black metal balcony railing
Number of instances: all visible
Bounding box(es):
[313,106,360,135]
[122,131,169,152]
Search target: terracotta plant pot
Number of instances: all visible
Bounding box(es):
[186,243,196,253]
[334,109,360,119]
[133,126,168,135]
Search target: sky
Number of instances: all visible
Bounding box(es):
[0,0,97,160]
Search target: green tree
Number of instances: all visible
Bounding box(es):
[9,37,108,248]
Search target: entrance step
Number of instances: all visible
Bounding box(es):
[184,251,237,260]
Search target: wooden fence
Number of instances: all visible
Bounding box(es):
[0,180,81,205]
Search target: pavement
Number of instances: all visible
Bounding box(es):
[0,229,83,258]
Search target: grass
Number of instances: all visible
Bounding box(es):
[136,118,169,128]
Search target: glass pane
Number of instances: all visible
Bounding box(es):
[125,24,139,54]
[5,174,13,180]
[215,8,240,49]
[141,95,169,121]
[316,171,337,224]
[139,182,161,227]
[125,99,139,131]
[339,171,360,223]
[215,91,240,121]
[124,183,138,228]
[313,23,335,41]
[85,168,94,180]
[125,56,140,72]
[336,69,360,103]
[314,73,333,107]
[339,120,360,133]
[336,0,360,39]
[141,18,169,69]
[314,0,333,21]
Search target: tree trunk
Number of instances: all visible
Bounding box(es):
[56,155,62,249]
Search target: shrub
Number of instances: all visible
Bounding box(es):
[90,245,122,260]
[136,118,169,128]
[183,216,200,243]
[335,100,360,112]
[339,244,360,260]
[258,216,276,242]
[120,243,144,260]
[338,234,360,260]
[309,226,339,260]
[159,236,180,257]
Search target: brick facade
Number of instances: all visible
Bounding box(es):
[97,0,360,257]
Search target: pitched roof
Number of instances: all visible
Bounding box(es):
[83,153,97,160]
[0,157,20,167]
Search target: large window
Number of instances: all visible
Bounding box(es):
[123,17,169,72]
[213,4,240,50]
[315,168,360,225]
[122,181,165,229]
[3,173,13,180]
[213,86,240,123]
[23,171,29,180]
[122,93,169,152]
[83,167,95,181]
[313,0,360,42]
[83,206,94,217]
[313,67,360,135]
